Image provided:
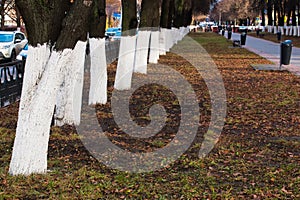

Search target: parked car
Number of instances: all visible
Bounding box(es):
[0,31,28,61]
[16,43,28,61]
[105,27,121,40]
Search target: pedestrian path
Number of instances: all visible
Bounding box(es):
[222,31,300,76]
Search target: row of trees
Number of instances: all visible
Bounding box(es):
[9,0,213,175]
[15,0,216,50]
[211,0,300,27]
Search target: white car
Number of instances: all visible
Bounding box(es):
[0,31,28,61]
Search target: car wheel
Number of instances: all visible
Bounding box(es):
[10,50,16,61]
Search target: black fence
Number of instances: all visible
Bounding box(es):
[0,41,119,108]
[0,60,25,107]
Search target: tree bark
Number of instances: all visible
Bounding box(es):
[140,0,160,28]
[267,0,273,26]
[15,0,72,47]
[16,7,21,27]
[16,0,103,49]
[161,0,174,28]
[121,0,137,35]
[89,0,106,38]
[0,0,6,30]
[260,0,265,26]
[56,0,93,50]
[173,0,193,28]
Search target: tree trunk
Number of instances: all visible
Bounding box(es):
[267,0,273,26]
[140,0,160,28]
[274,0,278,26]
[15,0,72,47]
[121,0,137,35]
[0,0,6,30]
[89,0,106,38]
[260,0,265,26]
[298,0,300,26]
[10,0,105,175]
[161,0,174,28]
[173,0,193,28]
[161,0,170,28]
[173,0,184,28]
[16,7,21,27]
[182,0,193,27]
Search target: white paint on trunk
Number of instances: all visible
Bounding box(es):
[114,36,137,90]
[149,31,160,64]
[166,29,174,51]
[274,26,277,34]
[9,44,64,175]
[293,26,297,36]
[180,27,189,38]
[134,31,151,74]
[267,26,272,33]
[285,26,289,35]
[298,26,300,37]
[55,41,86,126]
[289,26,293,35]
[280,26,284,35]
[89,38,107,105]
[159,28,167,55]
[172,28,179,44]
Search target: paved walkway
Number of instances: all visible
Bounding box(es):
[222,31,300,76]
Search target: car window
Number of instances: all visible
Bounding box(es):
[15,33,24,41]
[0,34,13,42]
[19,33,25,40]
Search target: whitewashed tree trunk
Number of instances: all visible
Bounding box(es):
[278,26,285,35]
[268,26,273,33]
[55,42,86,126]
[178,27,185,41]
[293,26,297,36]
[185,27,190,35]
[89,38,107,105]
[274,26,277,34]
[285,26,288,35]
[289,26,293,35]
[149,31,160,64]
[114,36,137,90]
[9,41,87,175]
[172,28,179,44]
[298,26,300,37]
[134,31,151,74]
[166,29,174,51]
[9,44,64,175]
[159,28,167,55]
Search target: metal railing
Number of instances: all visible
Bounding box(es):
[0,41,119,108]
[0,60,25,107]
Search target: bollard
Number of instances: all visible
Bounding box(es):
[240,32,247,45]
[280,40,293,69]
[228,31,232,40]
